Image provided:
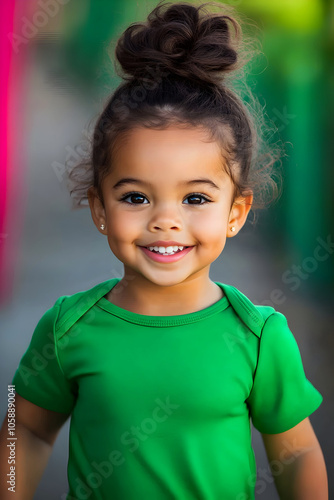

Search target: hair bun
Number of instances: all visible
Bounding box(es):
[115,2,242,85]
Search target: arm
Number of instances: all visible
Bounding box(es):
[0,393,70,500]
[261,417,328,500]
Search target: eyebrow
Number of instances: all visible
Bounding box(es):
[112,177,220,191]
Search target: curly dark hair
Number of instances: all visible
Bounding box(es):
[67,0,284,225]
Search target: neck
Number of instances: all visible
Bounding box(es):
[107,273,224,316]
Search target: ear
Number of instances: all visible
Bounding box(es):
[226,192,253,238]
[87,186,106,234]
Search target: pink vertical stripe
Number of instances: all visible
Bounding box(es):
[0,1,32,305]
[0,2,15,303]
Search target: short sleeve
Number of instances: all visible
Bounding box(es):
[11,298,77,414]
[246,311,323,434]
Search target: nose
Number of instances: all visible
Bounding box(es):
[148,202,183,232]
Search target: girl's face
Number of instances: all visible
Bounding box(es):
[88,125,252,289]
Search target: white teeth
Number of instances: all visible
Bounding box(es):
[147,245,185,254]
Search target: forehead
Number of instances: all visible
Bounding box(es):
[111,125,227,178]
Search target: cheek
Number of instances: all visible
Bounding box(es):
[189,206,228,240]
[107,210,141,242]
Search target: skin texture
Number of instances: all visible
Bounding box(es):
[0,394,70,500]
[88,125,253,316]
[261,417,328,499]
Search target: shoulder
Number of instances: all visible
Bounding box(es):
[218,282,285,339]
[48,278,117,339]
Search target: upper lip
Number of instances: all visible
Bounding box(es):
[139,241,193,247]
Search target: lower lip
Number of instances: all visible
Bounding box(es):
[139,246,194,263]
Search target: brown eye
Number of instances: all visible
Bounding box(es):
[119,192,148,204]
[119,192,212,205]
[184,194,211,205]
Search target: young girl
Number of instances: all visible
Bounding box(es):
[0,1,328,499]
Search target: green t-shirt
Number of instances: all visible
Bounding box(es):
[12,278,323,500]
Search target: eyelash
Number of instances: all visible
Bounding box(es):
[119,191,212,206]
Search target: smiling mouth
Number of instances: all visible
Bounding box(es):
[138,245,195,261]
[139,246,192,256]
[144,247,190,253]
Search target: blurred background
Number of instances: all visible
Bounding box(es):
[1,0,333,498]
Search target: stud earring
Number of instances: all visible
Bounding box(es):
[100,224,105,230]
[230,226,236,232]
